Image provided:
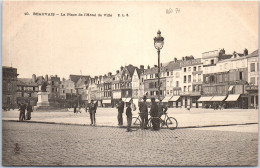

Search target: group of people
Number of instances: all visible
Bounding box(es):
[116,96,168,132]
[205,102,226,110]
[18,101,33,121]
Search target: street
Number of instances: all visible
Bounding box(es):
[2,121,258,166]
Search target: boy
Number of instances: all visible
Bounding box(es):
[126,102,132,132]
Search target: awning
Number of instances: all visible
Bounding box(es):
[225,94,240,101]
[197,96,213,102]
[228,86,234,91]
[169,96,180,102]
[102,99,111,104]
[209,96,226,101]
[145,99,159,102]
[162,96,173,102]
[125,98,132,102]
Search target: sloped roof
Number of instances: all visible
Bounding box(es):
[69,75,90,84]
[247,49,259,58]
[165,61,181,71]
[17,78,38,86]
[125,64,137,77]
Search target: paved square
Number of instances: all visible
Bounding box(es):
[2,121,258,166]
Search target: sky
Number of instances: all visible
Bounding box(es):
[3,1,259,79]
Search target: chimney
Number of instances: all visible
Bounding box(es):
[62,78,65,82]
[174,57,177,62]
[147,65,150,69]
[45,75,48,81]
[160,63,162,67]
[32,74,36,83]
[244,48,248,56]
[108,72,112,76]
[55,75,57,78]
[120,66,124,71]
[154,65,157,68]
[182,57,185,61]
[116,70,119,74]
[233,51,237,58]
[140,65,144,71]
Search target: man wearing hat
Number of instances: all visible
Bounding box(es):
[117,98,124,125]
[89,100,96,126]
[150,97,160,130]
[139,96,148,129]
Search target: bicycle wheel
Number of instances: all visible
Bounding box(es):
[166,117,178,130]
[132,117,141,128]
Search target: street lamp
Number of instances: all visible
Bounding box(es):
[154,30,164,101]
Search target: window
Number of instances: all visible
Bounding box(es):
[184,86,186,92]
[188,75,191,83]
[193,67,196,71]
[171,72,173,75]
[52,88,55,92]
[188,67,191,71]
[154,82,157,88]
[63,90,65,94]
[176,81,179,87]
[193,75,196,82]
[149,83,153,88]
[176,72,180,78]
[184,76,187,83]
[184,68,186,72]
[52,81,54,85]
[188,86,191,92]
[218,74,223,83]
[150,91,153,95]
[250,77,255,84]
[167,72,169,76]
[211,59,214,65]
[198,74,201,82]
[198,66,201,71]
[239,72,243,80]
[251,63,255,72]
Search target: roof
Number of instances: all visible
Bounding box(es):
[69,75,90,84]
[17,78,38,86]
[247,49,258,58]
[125,64,137,77]
[218,54,233,61]
[165,61,181,71]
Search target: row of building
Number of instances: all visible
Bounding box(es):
[2,48,258,109]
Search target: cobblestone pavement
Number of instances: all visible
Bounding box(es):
[2,121,258,166]
[2,108,258,128]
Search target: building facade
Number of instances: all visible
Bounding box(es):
[2,66,18,108]
[180,58,203,108]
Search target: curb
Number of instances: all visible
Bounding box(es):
[2,119,258,129]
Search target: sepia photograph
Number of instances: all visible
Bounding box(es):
[2,0,259,166]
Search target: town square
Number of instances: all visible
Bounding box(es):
[2,1,259,167]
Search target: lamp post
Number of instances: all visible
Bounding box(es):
[154,30,164,101]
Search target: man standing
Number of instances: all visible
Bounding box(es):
[18,101,26,121]
[117,98,124,126]
[158,100,168,118]
[150,98,160,130]
[139,96,148,129]
[89,100,96,126]
[26,101,33,120]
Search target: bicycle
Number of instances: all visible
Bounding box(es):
[148,112,178,130]
[131,112,143,129]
